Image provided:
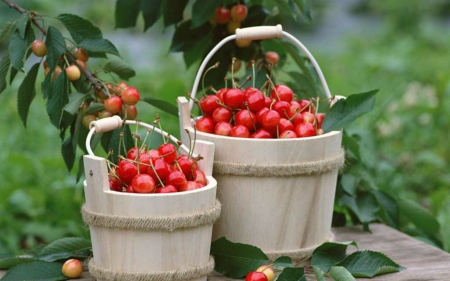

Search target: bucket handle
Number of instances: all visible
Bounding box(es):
[188,24,334,110]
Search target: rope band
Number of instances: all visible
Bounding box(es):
[82,200,221,231]
[265,233,335,261]
[213,149,345,177]
[88,256,214,281]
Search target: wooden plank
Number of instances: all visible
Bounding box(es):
[1,224,449,280]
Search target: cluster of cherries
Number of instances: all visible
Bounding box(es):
[213,3,252,48]
[195,83,325,139]
[31,40,141,128]
[108,138,207,194]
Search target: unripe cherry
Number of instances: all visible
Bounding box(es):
[65,65,81,81]
[31,40,47,57]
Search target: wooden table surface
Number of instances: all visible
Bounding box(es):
[1,224,449,280]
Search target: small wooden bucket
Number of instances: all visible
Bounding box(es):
[178,25,344,261]
[82,116,219,281]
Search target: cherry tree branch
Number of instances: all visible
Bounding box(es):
[2,0,108,95]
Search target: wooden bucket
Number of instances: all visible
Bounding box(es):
[178,25,344,261]
[82,116,219,281]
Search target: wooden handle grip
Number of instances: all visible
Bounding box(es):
[89,116,123,134]
[235,25,283,41]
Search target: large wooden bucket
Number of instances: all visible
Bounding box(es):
[178,25,344,261]
[82,116,219,281]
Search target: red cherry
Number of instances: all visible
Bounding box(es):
[109,179,122,192]
[291,112,304,126]
[245,271,268,281]
[147,149,161,160]
[214,7,231,24]
[256,108,269,125]
[158,143,178,165]
[302,111,315,124]
[104,96,123,114]
[117,160,138,185]
[298,99,315,113]
[137,153,151,174]
[179,181,201,192]
[176,156,198,180]
[147,158,170,182]
[271,85,294,102]
[260,110,281,130]
[223,88,245,109]
[277,118,294,133]
[124,105,138,120]
[165,170,188,191]
[288,101,301,118]
[127,146,143,160]
[212,107,232,123]
[195,116,215,134]
[200,95,220,115]
[295,123,317,138]
[244,88,265,112]
[316,113,325,129]
[231,4,248,21]
[229,125,250,138]
[264,96,272,108]
[216,88,228,102]
[272,101,291,119]
[235,109,256,131]
[194,169,207,187]
[131,174,156,193]
[214,121,233,136]
[250,129,272,139]
[279,130,297,138]
[155,185,178,193]
[126,185,135,193]
[265,51,279,65]
[121,87,140,105]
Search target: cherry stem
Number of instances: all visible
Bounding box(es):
[244,102,257,131]
[208,86,217,93]
[149,159,164,187]
[216,100,233,111]
[62,55,70,68]
[281,131,292,139]
[231,58,236,89]
[239,75,252,89]
[251,60,256,88]
[202,62,220,96]
[266,74,280,101]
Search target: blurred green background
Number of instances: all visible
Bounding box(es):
[0,0,449,255]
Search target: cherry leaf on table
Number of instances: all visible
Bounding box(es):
[322,90,378,133]
[276,267,307,281]
[273,256,293,268]
[0,261,65,281]
[328,266,356,281]
[335,250,405,277]
[210,237,269,278]
[0,257,40,270]
[311,241,358,273]
[313,266,326,281]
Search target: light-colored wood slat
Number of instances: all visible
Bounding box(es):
[2,224,449,280]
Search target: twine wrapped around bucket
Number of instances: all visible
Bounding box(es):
[213,149,345,177]
[88,256,215,281]
[82,199,221,232]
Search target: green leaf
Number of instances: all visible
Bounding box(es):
[245,5,270,27]
[45,26,67,71]
[115,0,141,29]
[282,42,314,84]
[274,0,298,21]
[9,28,34,72]
[328,266,356,281]
[9,66,18,84]
[336,250,405,277]
[371,190,399,228]
[76,155,85,183]
[57,13,102,43]
[273,256,293,268]
[311,241,358,273]
[210,237,269,278]
[170,20,212,52]
[108,125,134,164]
[312,266,326,281]
[0,261,65,281]
[78,38,120,56]
[398,198,440,234]
[0,22,16,43]
[64,92,85,116]
[322,90,378,132]
[140,0,163,31]
[142,97,178,116]
[103,60,136,80]
[342,131,361,160]
[191,0,222,28]
[41,70,53,99]
[287,71,317,98]
[340,174,357,197]
[46,71,69,128]
[339,192,378,228]
[38,237,92,262]
[61,135,75,172]
[163,0,188,27]
[291,0,313,22]
[0,257,40,270]
[0,52,11,94]
[276,267,307,281]
[85,103,105,115]
[16,12,30,38]
[183,35,211,68]
[73,109,83,153]
[18,63,40,127]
